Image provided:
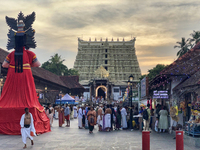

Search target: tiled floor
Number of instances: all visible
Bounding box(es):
[0,118,199,150]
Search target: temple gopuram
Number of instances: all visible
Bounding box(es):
[74,38,141,101]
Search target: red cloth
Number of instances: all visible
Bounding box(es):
[65,115,70,121]
[0,48,50,135]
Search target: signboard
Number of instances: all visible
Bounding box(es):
[153,90,168,99]
[141,77,149,98]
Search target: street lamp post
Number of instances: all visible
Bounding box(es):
[128,74,134,129]
[137,83,141,112]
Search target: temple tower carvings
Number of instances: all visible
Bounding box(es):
[74,38,141,82]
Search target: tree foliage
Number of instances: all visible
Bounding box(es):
[174,37,190,58]
[41,53,79,76]
[147,64,167,81]
[190,30,200,45]
[140,64,167,81]
[174,31,200,58]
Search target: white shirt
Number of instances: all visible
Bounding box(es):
[121,107,127,116]
[78,108,83,118]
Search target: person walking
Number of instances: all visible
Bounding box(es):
[87,106,97,134]
[73,105,78,119]
[45,103,53,127]
[64,104,70,127]
[97,104,103,131]
[110,104,115,130]
[158,106,169,132]
[104,105,112,132]
[121,106,127,129]
[58,105,65,127]
[116,107,121,130]
[82,107,86,128]
[70,105,74,120]
[143,104,151,131]
[20,108,36,149]
[78,106,83,129]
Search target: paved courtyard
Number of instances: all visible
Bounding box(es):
[0,118,199,150]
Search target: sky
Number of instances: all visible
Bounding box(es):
[0,0,200,74]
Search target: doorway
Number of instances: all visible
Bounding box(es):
[95,85,107,99]
[98,87,105,99]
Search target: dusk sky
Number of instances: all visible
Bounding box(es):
[0,0,200,74]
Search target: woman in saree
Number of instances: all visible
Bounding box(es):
[58,105,65,127]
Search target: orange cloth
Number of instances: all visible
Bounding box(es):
[58,108,65,127]
[87,110,97,126]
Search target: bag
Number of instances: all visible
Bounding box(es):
[143,109,149,120]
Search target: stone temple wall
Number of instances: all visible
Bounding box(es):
[74,38,141,82]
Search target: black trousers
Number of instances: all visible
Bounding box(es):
[89,123,94,132]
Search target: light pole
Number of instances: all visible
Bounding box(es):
[128,74,134,129]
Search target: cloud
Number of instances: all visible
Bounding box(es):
[0,0,200,73]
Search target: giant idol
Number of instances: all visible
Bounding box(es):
[0,12,50,135]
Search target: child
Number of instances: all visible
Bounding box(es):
[155,118,158,132]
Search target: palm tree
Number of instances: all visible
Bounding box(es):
[190,30,200,46]
[41,53,68,75]
[174,37,190,58]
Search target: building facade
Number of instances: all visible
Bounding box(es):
[74,38,141,101]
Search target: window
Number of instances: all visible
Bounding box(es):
[105,54,107,58]
[105,67,108,70]
[114,88,119,92]
[105,60,108,64]
[105,49,107,52]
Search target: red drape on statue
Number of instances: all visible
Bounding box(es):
[0,48,50,135]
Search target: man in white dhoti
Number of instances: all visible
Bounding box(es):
[97,104,104,131]
[121,106,127,129]
[78,106,83,129]
[73,105,78,119]
[104,105,112,131]
[20,108,36,149]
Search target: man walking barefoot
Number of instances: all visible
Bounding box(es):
[20,108,36,149]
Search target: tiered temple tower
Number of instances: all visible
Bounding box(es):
[74,38,141,101]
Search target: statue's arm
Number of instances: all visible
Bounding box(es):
[2,61,9,68]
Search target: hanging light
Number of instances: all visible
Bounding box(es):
[128,79,130,86]
[129,74,134,83]
[45,86,47,91]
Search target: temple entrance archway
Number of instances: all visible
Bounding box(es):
[95,85,107,99]
[98,88,105,99]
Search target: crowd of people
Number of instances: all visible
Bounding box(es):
[139,103,169,133]
[44,103,170,135]
[47,103,141,133]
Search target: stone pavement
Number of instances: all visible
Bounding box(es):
[0,118,199,150]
